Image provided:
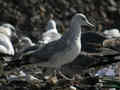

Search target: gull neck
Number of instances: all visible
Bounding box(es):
[62,19,81,42]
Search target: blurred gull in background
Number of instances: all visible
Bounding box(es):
[18,36,35,52]
[0,23,16,77]
[0,23,16,56]
[14,36,38,60]
[103,28,120,39]
[17,19,61,60]
[39,19,62,44]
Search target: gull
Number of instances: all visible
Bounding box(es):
[15,36,43,60]
[13,36,37,61]
[19,36,35,47]
[0,23,16,56]
[7,13,94,70]
[0,23,16,77]
[103,28,120,39]
[39,19,62,44]
[17,36,35,53]
[1,23,15,32]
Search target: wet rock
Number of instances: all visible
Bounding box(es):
[107,6,117,12]
[30,0,39,4]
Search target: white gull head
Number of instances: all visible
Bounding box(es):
[19,36,35,47]
[2,23,15,31]
[71,13,94,27]
[0,23,16,38]
[46,19,57,32]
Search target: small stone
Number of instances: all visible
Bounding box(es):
[30,0,39,4]
[107,6,117,12]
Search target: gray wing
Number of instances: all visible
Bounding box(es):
[6,39,67,68]
[30,39,66,61]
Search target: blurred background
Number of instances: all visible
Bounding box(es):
[0,0,119,41]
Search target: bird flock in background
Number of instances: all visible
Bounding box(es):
[0,13,120,83]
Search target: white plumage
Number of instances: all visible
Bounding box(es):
[41,19,62,44]
[0,24,16,55]
[103,28,120,38]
